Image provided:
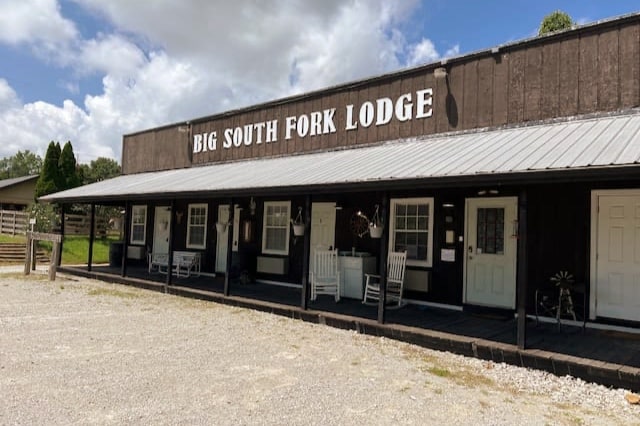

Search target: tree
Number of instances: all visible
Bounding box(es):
[59,141,81,190]
[0,150,43,179]
[35,142,62,198]
[539,10,573,35]
[81,157,121,185]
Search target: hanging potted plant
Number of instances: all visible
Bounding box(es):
[369,204,384,238]
[291,207,305,236]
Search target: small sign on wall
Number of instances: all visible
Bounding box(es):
[441,248,456,262]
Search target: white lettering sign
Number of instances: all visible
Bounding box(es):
[192,88,433,155]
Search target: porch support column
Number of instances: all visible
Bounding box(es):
[87,203,96,272]
[121,202,130,277]
[58,204,65,266]
[165,200,176,291]
[377,193,390,324]
[516,189,528,349]
[224,198,234,297]
[300,195,312,310]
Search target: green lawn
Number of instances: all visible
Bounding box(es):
[1,233,119,265]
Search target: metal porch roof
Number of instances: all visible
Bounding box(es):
[41,110,640,203]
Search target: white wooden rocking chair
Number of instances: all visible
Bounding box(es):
[363,251,407,307]
[310,249,341,302]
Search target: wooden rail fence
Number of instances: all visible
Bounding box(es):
[0,210,28,235]
[0,210,109,236]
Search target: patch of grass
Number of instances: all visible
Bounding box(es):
[87,287,139,299]
[0,234,26,243]
[39,235,120,264]
[428,366,451,378]
[0,272,54,281]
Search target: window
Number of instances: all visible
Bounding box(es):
[130,205,147,245]
[262,201,291,255]
[187,203,208,249]
[389,198,434,267]
[476,208,504,254]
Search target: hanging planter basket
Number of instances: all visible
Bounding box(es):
[291,207,305,236]
[368,204,384,239]
[369,223,384,238]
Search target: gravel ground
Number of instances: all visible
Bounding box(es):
[0,271,639,425]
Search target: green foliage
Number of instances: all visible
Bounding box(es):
[0,150,42,179]
[29,203,59,233]
[539,10,573,35]
[59,141,81,190]
[35,141,62,198]
[81,157,121,184]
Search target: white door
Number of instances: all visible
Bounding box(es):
[153,206,171,255]
[309,202,337,275]
[216,205,230,273]
[464,197,518,309]
[593,192,640,321]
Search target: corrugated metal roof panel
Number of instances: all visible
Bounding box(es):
[41,110,640,202]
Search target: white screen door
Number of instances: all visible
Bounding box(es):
[309,202,337,276]
[464,197,517,309]
[153,206,171,255]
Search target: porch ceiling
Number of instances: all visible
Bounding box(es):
[41,109,640,203]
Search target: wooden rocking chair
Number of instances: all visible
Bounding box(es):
[310,249,341,302]
[363,251,407,307]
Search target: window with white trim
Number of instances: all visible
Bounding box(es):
[262,201,291,255]
[389,198,434,267]
[187,203,208,249]
[130,205,147,245]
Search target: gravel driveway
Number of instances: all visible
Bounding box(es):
[1,271,638,425]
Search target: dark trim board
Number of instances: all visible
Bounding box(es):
[59,265,640,391]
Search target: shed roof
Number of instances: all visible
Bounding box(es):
[0,174,39,190]
[41,110,640,203]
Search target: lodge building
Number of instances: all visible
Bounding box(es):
[42,13,640,388]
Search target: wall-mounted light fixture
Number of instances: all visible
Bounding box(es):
[175,211,183,224]
[477,189,499,196]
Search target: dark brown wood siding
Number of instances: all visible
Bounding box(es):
[122,18,640,175]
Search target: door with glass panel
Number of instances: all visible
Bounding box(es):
[464,197,517,309]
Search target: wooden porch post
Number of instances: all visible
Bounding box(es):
[377,193,390,324]
[224,199,234,297]
[516,189,529,349]
[165,200,176,291]
[58,204,65,266]
[121,202,130,277]
[87,203,95,272]
[300,195,311,310]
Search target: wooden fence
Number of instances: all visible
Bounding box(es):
[61,214,109,236]
[0,210,110,236]
[0,210,28,235]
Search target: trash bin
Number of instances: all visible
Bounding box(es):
[109,241,124,267]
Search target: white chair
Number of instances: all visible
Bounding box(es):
[310,249,340,302]
[363,251,407,307]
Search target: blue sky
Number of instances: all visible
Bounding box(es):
[0,1,638,163]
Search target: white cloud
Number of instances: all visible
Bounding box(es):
[0,79,20,112]
[0,0,77,52]
[0,0,456,163]
[406,38,440,67]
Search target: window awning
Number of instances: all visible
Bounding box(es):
[40,110,640,204]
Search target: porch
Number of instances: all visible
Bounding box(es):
[61,264,640,392]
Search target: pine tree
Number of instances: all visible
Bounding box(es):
[35,141,62,198]
[59,141,81,190]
